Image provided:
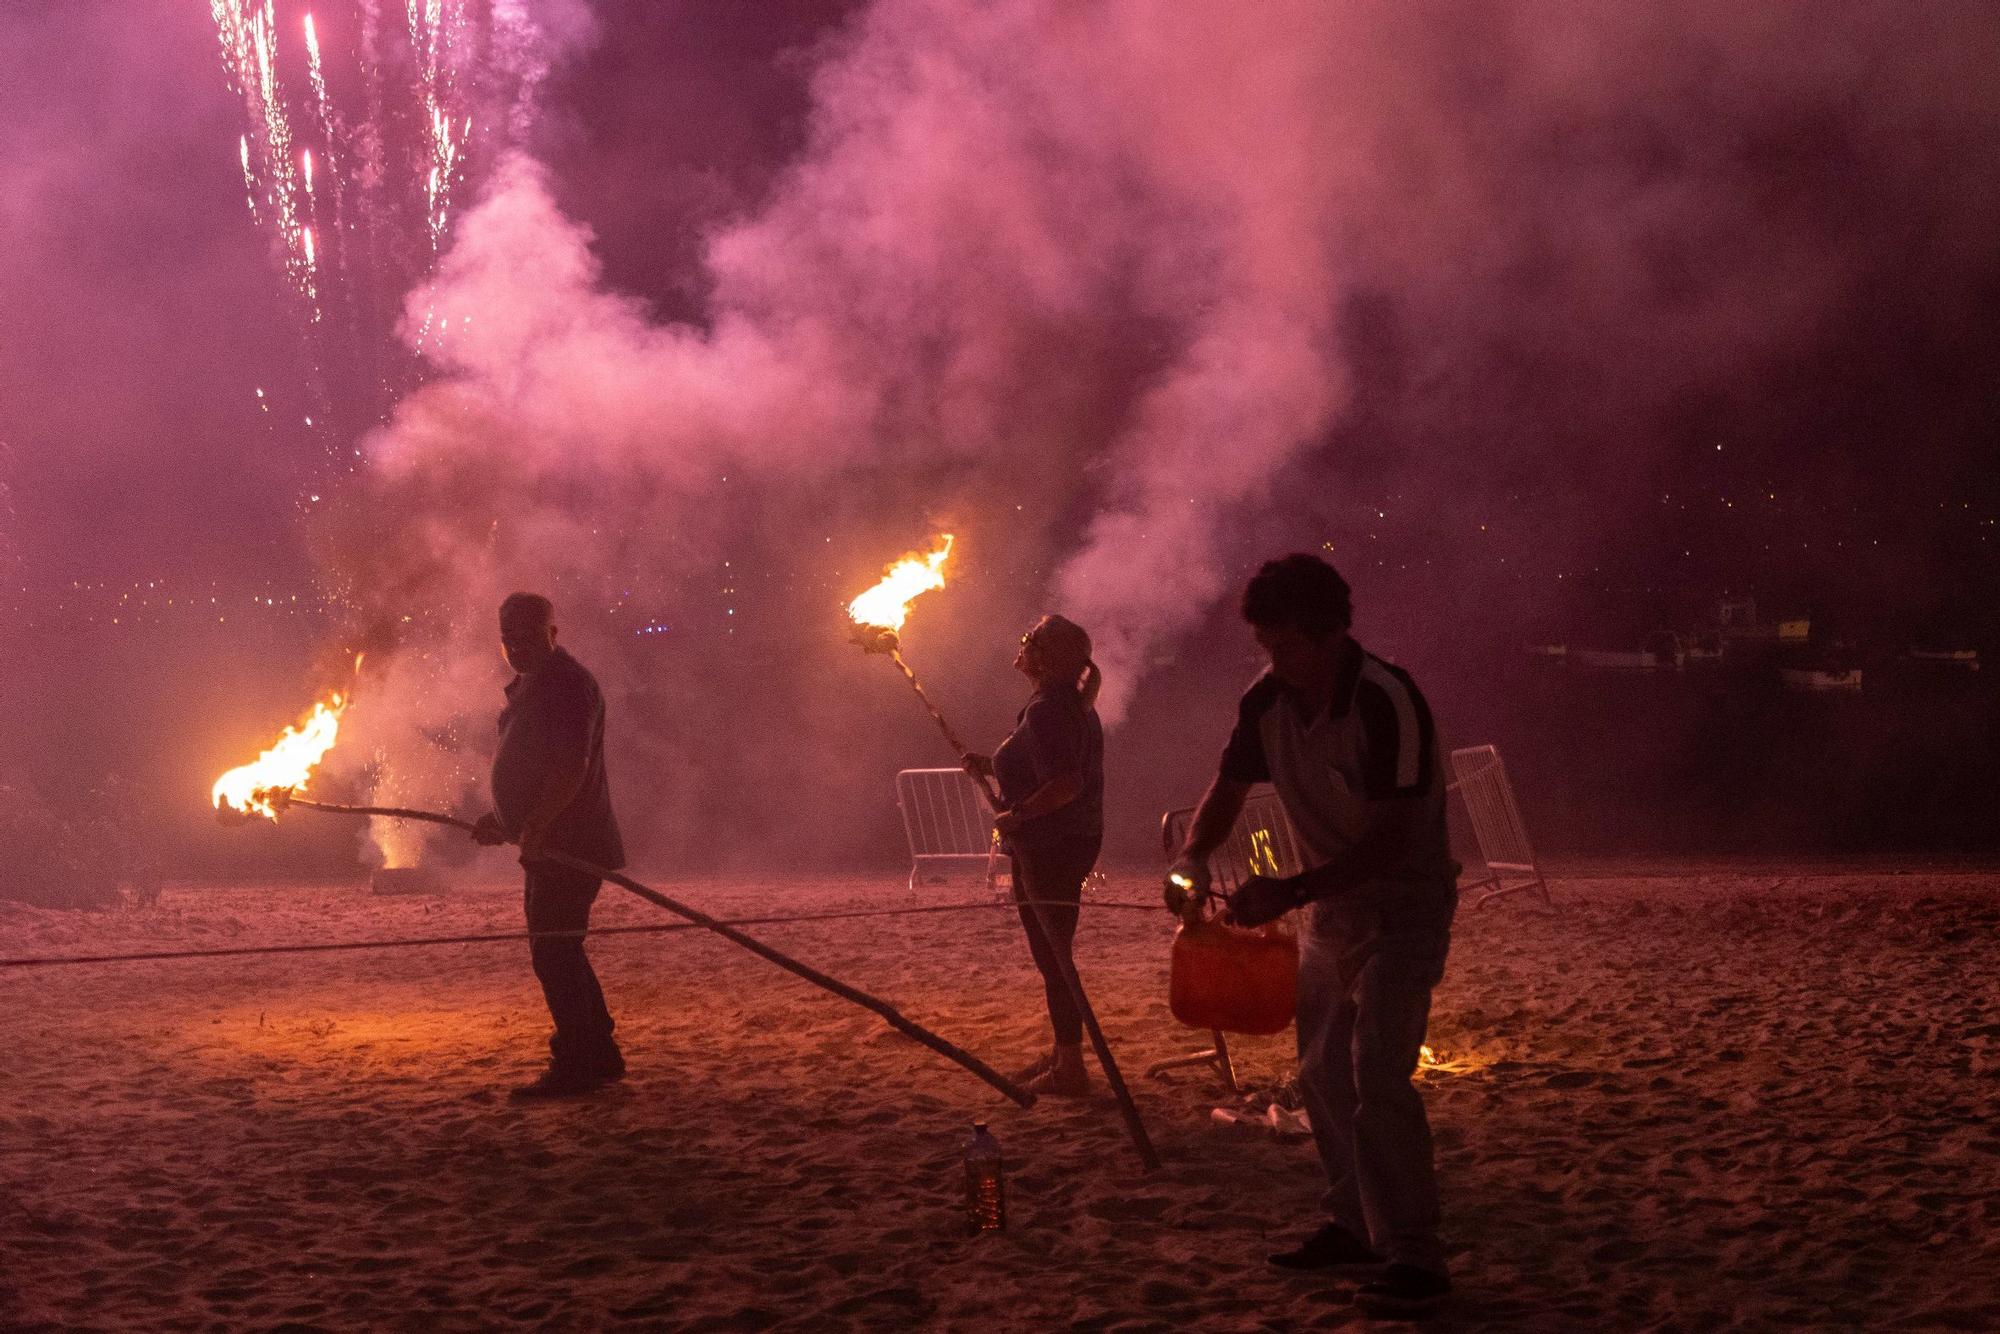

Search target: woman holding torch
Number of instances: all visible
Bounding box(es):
[963,614,1105,1097]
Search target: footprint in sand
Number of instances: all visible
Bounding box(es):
[1086,1194,1172,1223]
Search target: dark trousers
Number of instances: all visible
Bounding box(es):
[1296,909,1453,1274]
[524,862,618,1069]
[1009,838,1101,1046]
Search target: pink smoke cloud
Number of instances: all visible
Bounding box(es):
[320,0,2000,864]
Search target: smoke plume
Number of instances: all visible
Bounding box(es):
[320,0,2000,865]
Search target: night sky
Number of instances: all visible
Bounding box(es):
[3,1,1997,867]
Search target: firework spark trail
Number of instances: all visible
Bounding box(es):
[301,16,327,210]
[404,0,474,355]
[252,5,308,293]
[302,11,350,297]
[212,1,319,317]
[303,12,331,132]
[409,0,474,257]
[214,0,492,329]
[212,0,573,450]
[267,11,323,317]
[214,4,264,225]
[237,133,258,222]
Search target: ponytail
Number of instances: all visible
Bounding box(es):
[1078,659,1102,710]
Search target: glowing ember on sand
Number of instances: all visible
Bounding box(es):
[847,534,953,636]
[212,691,347,818]
[1417,1043,1476,1076]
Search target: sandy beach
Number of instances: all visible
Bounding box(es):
[3,866,1997,1331]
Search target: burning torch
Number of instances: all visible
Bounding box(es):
[210,689,350,824]
[844,536,1000,801]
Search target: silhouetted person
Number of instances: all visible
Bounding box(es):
[1167,555,1458,1318]
[472,592,628,1099]
[963,614,1105,1097]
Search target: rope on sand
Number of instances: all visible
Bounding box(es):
[0,898,1166,970]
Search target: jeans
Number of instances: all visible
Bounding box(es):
[1295,900,1453,1274]
[524,861,619,1070]
[1009,837,1101,1046]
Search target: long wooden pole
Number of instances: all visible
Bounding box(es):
[273,797,1036,1108]
[864,654,1163,1172]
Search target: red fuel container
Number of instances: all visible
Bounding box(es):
[1168,917,1299,1036]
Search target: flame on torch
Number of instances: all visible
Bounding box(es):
[846,534,953,635]
[212,691,348,819]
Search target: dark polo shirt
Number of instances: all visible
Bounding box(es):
[493,646,625,870]
[1220,638,1454,933]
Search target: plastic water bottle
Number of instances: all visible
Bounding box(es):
[963,1122,1005,1232]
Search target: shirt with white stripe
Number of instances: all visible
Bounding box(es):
[1218,637,1455,930]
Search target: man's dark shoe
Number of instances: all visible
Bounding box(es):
[592,1049,627,1083]
[1267,1222,1384,1272]
[1355,1264,1451,1318]
[510,1064,609,1101]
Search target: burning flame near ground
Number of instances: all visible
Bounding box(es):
[846,534,953,634]
[1418,1044,1477,1077]
[212,692,347,818]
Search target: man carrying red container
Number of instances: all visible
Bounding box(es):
[1167,553,1459,1319]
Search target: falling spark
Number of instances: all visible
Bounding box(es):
[213,0,313,312]
[237,133,257,219]
[408,0,474,255]
[301,8,342,292]
[214,0,493,431]
[847,535,955,633]
[303,11,325,100]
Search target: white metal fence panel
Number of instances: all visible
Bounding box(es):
[1448,744,1551,907]
[895,768,999,891]
[1160,784,1301,894]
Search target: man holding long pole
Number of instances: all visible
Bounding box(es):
[472,591,629,1100]
[1168,554,1459,1318]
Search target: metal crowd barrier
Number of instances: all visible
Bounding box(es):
[1447,744,1552,908]
[895,768,1003,894]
